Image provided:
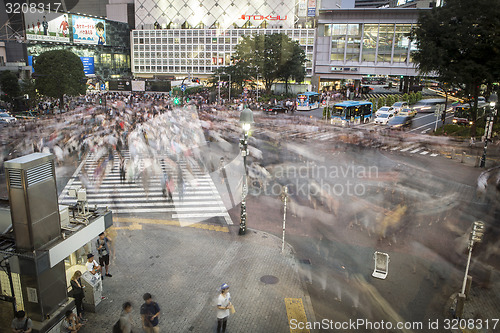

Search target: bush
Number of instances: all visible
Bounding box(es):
[416,91,423,101]
[378,96,386,107]
[409,92,416,104]
[402,93,409,103]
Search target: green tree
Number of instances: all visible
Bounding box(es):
[21,78,37,109]
[0,70,21,102]
[230,33,306,94]
[34,50,86,108]
[411,0,500,135]
[378,96,386,107]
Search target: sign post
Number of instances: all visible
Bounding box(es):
[434,104,443,132]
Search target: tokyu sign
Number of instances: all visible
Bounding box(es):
[240,14,287,20]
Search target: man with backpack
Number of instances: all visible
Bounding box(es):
[96,232,113,278]
[11,310,32,333]
[140,293,161,333]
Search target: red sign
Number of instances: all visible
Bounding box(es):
[240,14,287,20]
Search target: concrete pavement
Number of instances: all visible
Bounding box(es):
[78,220,316,333]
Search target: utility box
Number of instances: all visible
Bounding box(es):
[4,153,66,322]
[81,271,103,312]
[4,153,61,250]
[59,205,70,228]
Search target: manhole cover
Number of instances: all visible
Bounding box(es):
[260,275,279,284]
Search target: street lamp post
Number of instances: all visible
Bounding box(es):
[456,221,485,317]
[218,75,221,105]
[228,74,231,103]
[480,92,498,168]
[238,107,254,235]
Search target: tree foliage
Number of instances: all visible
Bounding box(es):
[215,33,306,95]
[0,70,21,102]
[34,50,86,106]
[411,0,500,135]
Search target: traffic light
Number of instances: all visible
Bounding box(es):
[173,97,180,105]
[191,78,200,83]
[99,98,102,104]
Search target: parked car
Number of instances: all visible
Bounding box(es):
[374,112,394,125]
[0,112,17,123]
[398,108,417,117]
[387,116,412,130]
[375,106,396,116]
[261,104,272,112]
[391,101,409,113]
[265,106,288,114]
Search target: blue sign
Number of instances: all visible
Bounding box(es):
[308,8,316,16]
[181,84,186,92]
[28,56,34,72]
[80,57,95,75]
[100,84,106,91]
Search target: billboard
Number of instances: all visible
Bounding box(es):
[80,57,95,75]
[109,80,132,91]
[307,0,316,17]
[72,15,106,45]
[131,81,145,92]
[25,11,70,43]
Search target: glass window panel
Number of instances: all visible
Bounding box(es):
[345,24,362,62]
[362,24,378,62]
[378,24,394,62]
[393,24,411,63]
[330,24,347,61]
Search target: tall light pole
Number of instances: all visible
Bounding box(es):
[456,221,485,317]
[228,74,231,103]
[238,107,254,235]
[218,75,221,105]
[480,92,498,168]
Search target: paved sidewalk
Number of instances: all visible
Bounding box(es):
[78,221,315,333]
[446,270,500,333]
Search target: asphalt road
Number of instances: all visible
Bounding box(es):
[233,113,498,332]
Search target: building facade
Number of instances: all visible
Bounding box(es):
[24,12,131,80]
[314,8,424,90]
[132,28,315,78]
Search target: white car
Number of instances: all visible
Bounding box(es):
[0,112,17,124]
[374,112,394,125]
[375,106,396,117]
[391,101,409,113]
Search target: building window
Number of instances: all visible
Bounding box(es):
[393,24,411,63]
[345,24,362,62]
[330,24,347,61]
[362,24,378,62]
[377,24,394,62]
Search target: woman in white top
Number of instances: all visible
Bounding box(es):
[216,283,232,333]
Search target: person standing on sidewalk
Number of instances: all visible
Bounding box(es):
[70,271,86,322]
[96,232,112,278]
[11,310,32,333]
[216,283,232,333]
[140,293,160,333]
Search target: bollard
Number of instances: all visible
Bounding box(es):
[451,149,455,159]
[455,293,466,318]
[475,155,481,167]
[461,151,466,163]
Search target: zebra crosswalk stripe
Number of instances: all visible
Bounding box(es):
[58,150,233,225]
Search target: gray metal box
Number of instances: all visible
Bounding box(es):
[4,153,61,251]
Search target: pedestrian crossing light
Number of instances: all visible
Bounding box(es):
[99,98,102,104]
[174,97,180,105]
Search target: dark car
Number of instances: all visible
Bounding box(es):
[387,116,412,130]
[261,104,272,112]
[265,106,288,114]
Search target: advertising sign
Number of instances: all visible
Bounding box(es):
[307,0,316,17]
[25,11,70,43]
[131,80,146,92]
[72,15,106,45]
[109,80,132,91]
[80,57,95,75]
[298,0,307,17]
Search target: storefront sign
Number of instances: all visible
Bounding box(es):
[240,14,287,20]
[72,15,106,45]
[308,0,316,17]
[80,57,95,75]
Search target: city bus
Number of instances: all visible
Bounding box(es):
[297,92,320,111]
[452,103,488,125]
[331,101,373,125]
